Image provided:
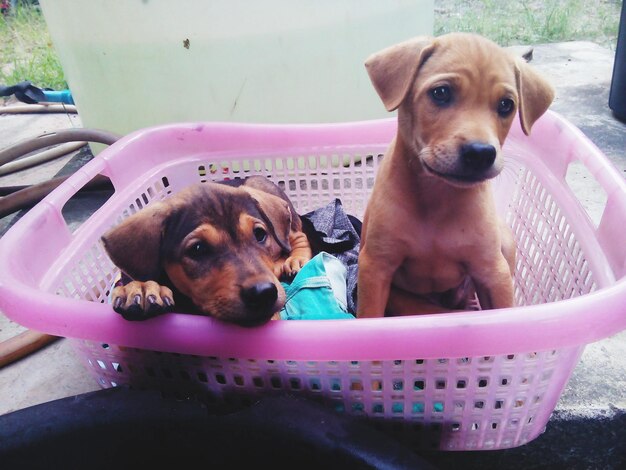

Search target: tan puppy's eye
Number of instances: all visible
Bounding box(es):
[430,85,452,105]
[497,98,515,117]
[253,226,268,243]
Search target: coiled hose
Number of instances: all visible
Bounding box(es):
[0,128,119,219]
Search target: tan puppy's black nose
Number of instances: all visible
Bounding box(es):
[461,142,497,171]
[241,282,278,311]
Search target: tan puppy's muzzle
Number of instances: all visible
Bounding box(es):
[420,139,503,185]
[460,141,497,172]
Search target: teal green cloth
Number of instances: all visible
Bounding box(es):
[280,252,355,320]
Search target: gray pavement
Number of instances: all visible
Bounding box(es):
[0,41,625,468]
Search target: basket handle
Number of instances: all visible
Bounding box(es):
[42,157,108,209]
[597,187,626,279]
[556,114,626,280]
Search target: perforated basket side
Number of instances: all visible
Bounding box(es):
[138,146,385,218]
[507,167,598,307]
[71,338,583,451]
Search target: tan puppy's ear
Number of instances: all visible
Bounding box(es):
[365,36,436,112]
[515,60,555,135]
[244,187,292,253]
[101,202,171,281]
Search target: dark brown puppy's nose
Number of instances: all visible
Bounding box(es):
[241,282,278,311]
[461,142,496,171]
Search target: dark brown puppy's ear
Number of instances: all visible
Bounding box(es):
[365,36,436,112]
[240,175,302,232]
[101,202,171,281]
[243,187,292,253]
[515,59,555,135]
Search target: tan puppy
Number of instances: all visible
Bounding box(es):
[356,33,554,317]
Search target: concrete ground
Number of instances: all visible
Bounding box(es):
[0,41,625,468]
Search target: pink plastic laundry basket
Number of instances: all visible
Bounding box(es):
[1,111,626,451]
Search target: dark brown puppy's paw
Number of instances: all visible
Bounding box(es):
[282,256,308,278]
[111,280,175,321]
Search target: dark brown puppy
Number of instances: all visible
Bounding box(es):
[101,176,312,326]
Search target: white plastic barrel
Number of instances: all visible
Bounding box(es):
[40,1,433,140]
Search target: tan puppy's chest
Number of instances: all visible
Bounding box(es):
[389,206,494,294]
[393,254,464,295]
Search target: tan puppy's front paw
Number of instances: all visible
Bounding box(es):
[111,280,175,321]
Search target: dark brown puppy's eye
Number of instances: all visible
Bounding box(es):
[185,241,211,259]
[497,98,515,117]
[430,85,452,105]
[253,226,267,243]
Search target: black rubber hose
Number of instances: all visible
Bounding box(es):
[0,81,45,104]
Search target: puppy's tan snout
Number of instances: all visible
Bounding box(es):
[461,142,497,172]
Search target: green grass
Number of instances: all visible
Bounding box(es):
[435,0,623,48]
[0,5,66,90]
